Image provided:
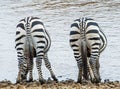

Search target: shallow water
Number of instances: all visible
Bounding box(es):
[0,0,120,83]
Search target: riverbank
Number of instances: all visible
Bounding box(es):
[0,80,120,89]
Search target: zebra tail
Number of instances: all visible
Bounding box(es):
[26,36,34,60]
[81,40,88,80]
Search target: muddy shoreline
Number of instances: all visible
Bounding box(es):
[0,80,120,89]
[0,0,120,88]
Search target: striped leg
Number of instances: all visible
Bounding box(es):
[44,53,58,81]
[75,53,83,83]
[90,49,101,83]
[16,53,28,83]
[71,45,83,83]
[36,55,45,84]
[35,41,46,83]
[87,58,94,81]
[28,58,33,82]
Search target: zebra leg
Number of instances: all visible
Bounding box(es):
[17,67,22,83]
[96,58,101,81]
[90,54,100,83]
[70,42,83,83]
[16,56,28,83]
[73,50,83,83]
[76,58,83,83]
[44,53,58,82]
[28,58,33,82]
[87,58,94,81]
[36,55,46,84]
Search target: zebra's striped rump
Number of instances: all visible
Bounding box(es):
[70,17,107,83]
[15,16,57,83]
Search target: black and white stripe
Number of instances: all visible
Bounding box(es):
[15,16,57,83]
[70,17,107,83]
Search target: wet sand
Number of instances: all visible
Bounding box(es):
[0,80,120,89]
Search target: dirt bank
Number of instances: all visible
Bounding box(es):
[0,80,120,89]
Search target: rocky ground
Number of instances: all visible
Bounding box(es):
[0,79,120,89]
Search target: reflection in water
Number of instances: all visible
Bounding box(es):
[0,0,120,83]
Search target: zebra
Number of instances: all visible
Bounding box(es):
[69,17,107,83]
[15,16,58,83]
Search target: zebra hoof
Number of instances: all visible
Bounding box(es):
[77,77,82,83]
[16,80,20,84]
[39,79,46,84]
[54,78,58,82]
[16,79,23,84]
[77,80,82,83]
[81,79,90,84]
[28,78,33,82]
[52,76,58,82]
[91,78,101,83]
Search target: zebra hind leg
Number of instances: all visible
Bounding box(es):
[77,66,82,83]
[75,58,83,83]
[87,58,94,82]
[44,53,58,82]
[28,58,34,82]
[96,59,101,82]
[36,56,46,84]
[72,48,83,83]
[16,58,28,83]
[90,58,101,83]
[16,69,28,83]
[16,70,22,83]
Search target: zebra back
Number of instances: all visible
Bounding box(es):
[15,16,51,58]
[70,17,107,53]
